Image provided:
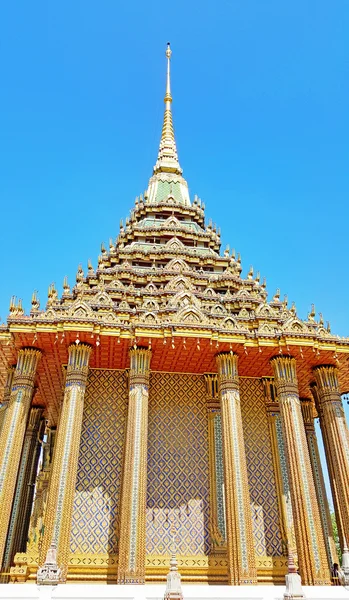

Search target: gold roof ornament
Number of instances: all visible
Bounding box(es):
[153,42,182,176]
[147,44,190,206]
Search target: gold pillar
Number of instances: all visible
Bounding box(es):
[271,356,330,585]
[2,407,44,573]
[26,426,56,554]
[117,347,151,584]
[313,365,349,545]
[262,378,294,557]
[0,366,15,436]
[216,352,257,585]
[38,343,91,581]
[311,383,344,550]
[0,348,41,569]
[300,397,338,567]
[204,374,226,553]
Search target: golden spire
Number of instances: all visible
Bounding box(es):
[153,43,182,175]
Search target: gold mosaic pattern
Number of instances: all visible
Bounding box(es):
[239,378,283,557]
[70,369,128,554]
[146,372,209,555]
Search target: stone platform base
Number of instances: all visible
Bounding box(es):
[0,584,349,600]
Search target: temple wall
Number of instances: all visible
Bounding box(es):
[70,369,128,554]
[146,372,210,555]
[240,377,283,557]
[69,370,282,561]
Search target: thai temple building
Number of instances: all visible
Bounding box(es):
[1,44,349,594]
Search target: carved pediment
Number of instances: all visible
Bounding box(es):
[118,300,130,310]
[282,317,309,333]
[176,306,205,324]
[144,283,157,293]
[258,322,277,334]
[100,311,119,323]
[203,287,217,298]
[168,291,200,309]
[255,303,277,318]
[107,279,125,290]
[140,311,159,324]
[68,301,94,319]
[236,289,251,299]
[164,215,180,228]
[165,276,194,292]
[165,237,185,252]
[222,316,239,330]
[211,303,226,316]
[142,298,159,311]
[166,258,189,272]
[238,308,250,318]
[93,291,114,307]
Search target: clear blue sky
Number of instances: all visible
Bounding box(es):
[1,2,348,502]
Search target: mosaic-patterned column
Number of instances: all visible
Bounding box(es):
[26,426,56,554]
[2,407,44,573]
[271,356,330,585]
[216,352,257,585]
[118,347,151,584]
[262,378,294,557]
[0,366,15,437]
[313,365,349,545]
[311,383,344,550]
[300,397,338,568]
[38,343,91,581]
[0,348,41,569]
[204,374,226,552]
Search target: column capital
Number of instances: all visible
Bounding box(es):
[262,377,280,414]
[216,352,239,391]
[66,343,92,387]
[300,398,316,433]
[129,347,152,387]
[14,348,42,388]
[204,373,219,411]
[3,365,16,404]
[271,355,298,395]
[313,364,340,401]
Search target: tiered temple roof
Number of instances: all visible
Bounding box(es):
[1,43,348,423]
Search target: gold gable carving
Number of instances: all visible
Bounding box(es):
[166,258,189,271]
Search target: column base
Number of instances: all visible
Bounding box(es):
[36,544,64,585]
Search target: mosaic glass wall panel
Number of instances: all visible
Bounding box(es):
[240,377,283,556]
[146,372,209,555]
[70,369,128,554]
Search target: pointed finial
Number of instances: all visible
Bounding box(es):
[247,266,254,280]
[290,300,297,315]
[153,43,182,175]
[273,288,280,302]
[31,290,40,311]
[308,303,316,322]
[63,276,70,294]
[326,321,331,333]
[319,312,324,326]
